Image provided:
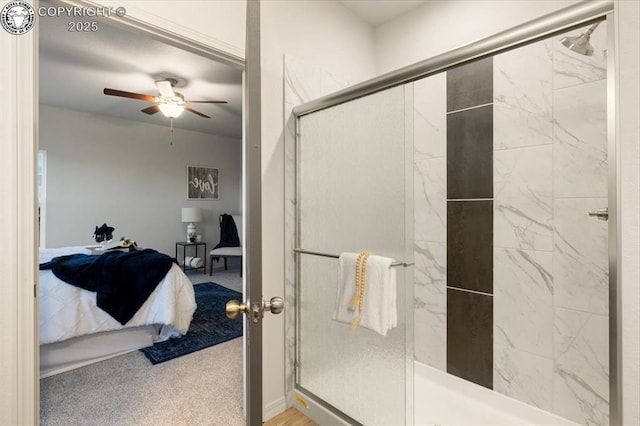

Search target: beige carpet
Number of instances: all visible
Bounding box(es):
[41,271,245,426]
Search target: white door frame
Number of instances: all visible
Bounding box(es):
[0,1,38,422]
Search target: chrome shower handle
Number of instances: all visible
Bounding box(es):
[588,208,609,221]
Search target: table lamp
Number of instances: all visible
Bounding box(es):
[181,207,203,242]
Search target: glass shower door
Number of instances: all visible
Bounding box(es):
[295,85,414,425]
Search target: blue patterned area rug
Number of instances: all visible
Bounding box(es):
[140,282,243,364]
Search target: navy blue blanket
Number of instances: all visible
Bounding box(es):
[40,249,176,325]
[213,214,240,249]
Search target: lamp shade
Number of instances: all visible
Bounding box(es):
[181,207,202,223]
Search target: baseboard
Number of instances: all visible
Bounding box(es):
[263,396,287,422]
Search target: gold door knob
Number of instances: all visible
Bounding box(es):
[226,300,248,319]
[265,297,284,315]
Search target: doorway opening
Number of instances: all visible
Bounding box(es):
[37,5,247,424]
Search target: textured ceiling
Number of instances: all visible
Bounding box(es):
[39,11,244,139]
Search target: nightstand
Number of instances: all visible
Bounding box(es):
[175,241,207,273]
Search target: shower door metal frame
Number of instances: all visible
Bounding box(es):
[292,0,620,424]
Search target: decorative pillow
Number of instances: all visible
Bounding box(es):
[38,246,92,264]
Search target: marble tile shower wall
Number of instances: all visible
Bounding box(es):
[414,73,447,370]
[493,39,555,413]
[550,22,609,426]
[414,23,609,426]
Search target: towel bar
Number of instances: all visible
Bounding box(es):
[293,248,414,268]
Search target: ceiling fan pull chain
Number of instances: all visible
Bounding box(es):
[170,118,174,145]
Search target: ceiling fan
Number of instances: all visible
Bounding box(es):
[103,79,227,119]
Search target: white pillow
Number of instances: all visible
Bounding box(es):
[39,246,92,264]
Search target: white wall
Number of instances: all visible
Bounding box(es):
[375,0,579,74]
[39,105,242,259]
[260,0,377,417]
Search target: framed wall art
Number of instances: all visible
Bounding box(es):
[187,165,219,200]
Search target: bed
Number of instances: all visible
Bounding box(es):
[39,246,197,378]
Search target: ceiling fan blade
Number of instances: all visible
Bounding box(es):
[155,80,175,98]
[141,105,160,115]
[186,100,228,104]
[103,88,155,102]
[185,107,211,119]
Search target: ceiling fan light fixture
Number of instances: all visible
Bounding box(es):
[103,83,224,121]
[158,103,185,118]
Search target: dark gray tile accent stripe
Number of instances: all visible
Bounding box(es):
[445,58,494,391]
[447,288,493,389]
[447,105,493,199]
[446,57,493,112]
[447,200,493,294]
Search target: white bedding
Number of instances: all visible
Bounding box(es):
[39,247,197,345]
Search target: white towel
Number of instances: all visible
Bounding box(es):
[332,252,397,336]
[185,256,203,268]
